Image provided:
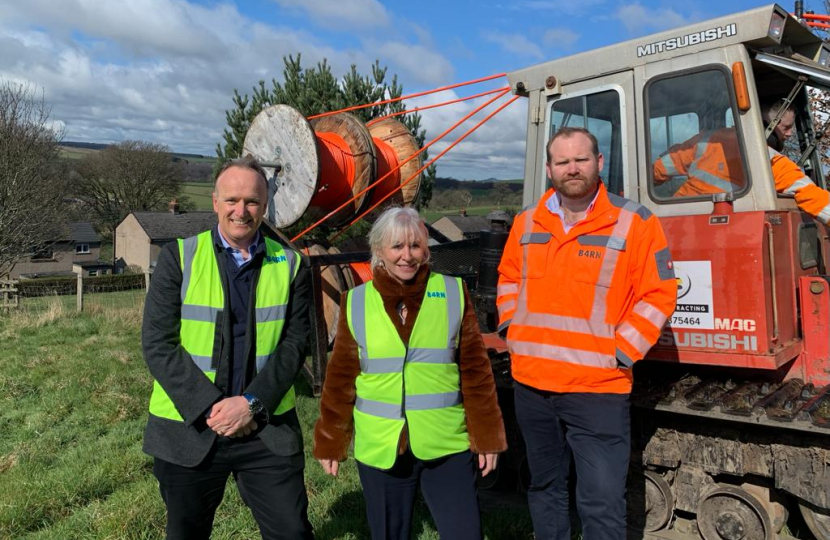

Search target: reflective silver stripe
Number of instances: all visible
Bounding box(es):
[617,321,652,356]
[497,283,519,296]
[361,357,405,374]
[285,249,297,281]
[521,211,534,280]
[443,275,462,348]
[350,286,368,362]
[687,163,738,192]
[659,153,682,177]
[819,204,830,224]
[498,299,516,318]
[189,353,213,372]
[405,391,462,410]
[181,304,221,322]
[783,176,814,194]
[633,301,668,330]
[356,397,403,420]
[180,235,199,303]
[256,354,270,372]
[520,232,552,244]
[255,304,287,323]
[510,339,615,368]
[616,348,634,368]
[497,319,511,333]
[590,203,634,319]
[515,309,614,338]
[577,235,626,250]
[407,348,454,364]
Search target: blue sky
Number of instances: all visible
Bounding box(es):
[0,0,821,180]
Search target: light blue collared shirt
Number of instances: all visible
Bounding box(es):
[545,189,600,233]
[217,229,260,268]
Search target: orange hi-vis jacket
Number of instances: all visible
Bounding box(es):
[769,147,830,225]
[496,184,677,394]
[653,129,745,197]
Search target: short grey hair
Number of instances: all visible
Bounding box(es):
[368,207,430,268]
[762,98,795,124]
[215,154,268,187]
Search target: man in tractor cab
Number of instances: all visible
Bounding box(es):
[652,99,830,225]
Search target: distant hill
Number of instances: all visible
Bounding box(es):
[434,177,522,191]
[59,141,216,164]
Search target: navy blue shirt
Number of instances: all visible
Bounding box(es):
[216,229,261,396]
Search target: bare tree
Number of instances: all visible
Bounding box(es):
[74,140,183,241]
[0,81,69,278]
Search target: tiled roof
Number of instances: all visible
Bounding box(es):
[434,215,490,233]
[70,222,101,244]
[131,211,217,241]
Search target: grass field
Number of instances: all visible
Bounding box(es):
[180,181,214,210]
[0,300,533,539]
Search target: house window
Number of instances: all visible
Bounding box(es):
[101,269,108,275]
[76,243,90,254]
[88,270,98,277]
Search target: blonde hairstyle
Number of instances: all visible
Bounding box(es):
[368,207,430,268]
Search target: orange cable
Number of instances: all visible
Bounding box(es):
[366,86,511,126]
[806,21,830,29]
[290,88,512,242]
[801,12,830,21]
[307,73,507,120]
[330,95,521,242]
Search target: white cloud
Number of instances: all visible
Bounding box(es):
[272,0,390,28]
[374,41,456,87]
[543,28,579,50]
[482,31,543,60]
[407,88,528,180]
[0,0,496,178]
[616,3,687,34]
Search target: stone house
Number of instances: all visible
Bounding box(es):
[430,211,491,242]
[9,222,109,279]
[115,210,217,272]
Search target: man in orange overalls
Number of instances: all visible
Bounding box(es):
[497,127,677,540]
[653,100,830,224]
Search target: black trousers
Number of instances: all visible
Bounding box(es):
[153,437,314,540]
[514,382,630,540]
[357,449,482,540]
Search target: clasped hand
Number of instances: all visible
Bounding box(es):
[207,396,258,438]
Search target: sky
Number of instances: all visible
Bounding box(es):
[0,0,819,180]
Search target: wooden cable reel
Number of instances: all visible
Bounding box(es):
[243,104,423,229]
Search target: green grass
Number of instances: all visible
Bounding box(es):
[180,182,214,210]
[0,304,533,539]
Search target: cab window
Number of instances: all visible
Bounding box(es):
[549,89,623,196]
[646,67,749,202]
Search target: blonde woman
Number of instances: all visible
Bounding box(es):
[314,207,506,540]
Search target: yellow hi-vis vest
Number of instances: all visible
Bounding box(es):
[347,272,468,469]
[148,230,300,421]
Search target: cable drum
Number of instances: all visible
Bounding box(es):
[243,104,423,230]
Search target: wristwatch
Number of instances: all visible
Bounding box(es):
[242,393,266,420]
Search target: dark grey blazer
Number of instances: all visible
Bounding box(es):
[141,228,310,467]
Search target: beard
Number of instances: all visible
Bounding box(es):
[552,172,600,199]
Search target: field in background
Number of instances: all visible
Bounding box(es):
[0,303,533,539]
[180,181,214,210]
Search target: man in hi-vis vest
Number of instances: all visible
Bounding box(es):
[652,99,830,224]
[142,155,314,540]
[497,127,677,540]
